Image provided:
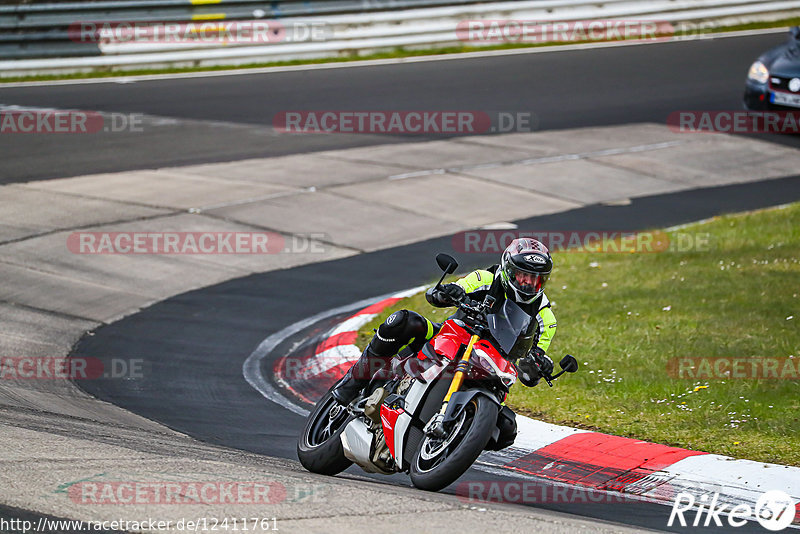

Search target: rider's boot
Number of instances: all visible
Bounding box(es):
[331,345,391,405]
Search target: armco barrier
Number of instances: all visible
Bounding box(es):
[0,0,797,76]
[0,0,491,59]
[0,0,494,59]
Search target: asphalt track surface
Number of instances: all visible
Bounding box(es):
[4,29,798,533]
[1,32,800,183]
[73,175,800,534]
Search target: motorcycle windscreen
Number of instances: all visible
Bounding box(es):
[486,299,532,355]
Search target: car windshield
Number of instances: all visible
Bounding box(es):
[486,299,532,355]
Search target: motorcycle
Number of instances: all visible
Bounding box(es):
[298,253,578,491]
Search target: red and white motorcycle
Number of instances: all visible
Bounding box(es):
[298,253,578,491]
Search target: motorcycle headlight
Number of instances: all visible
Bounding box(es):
[473,348,517,387]
[747,61,769,84]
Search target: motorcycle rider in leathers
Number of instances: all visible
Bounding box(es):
[331,238,557,449]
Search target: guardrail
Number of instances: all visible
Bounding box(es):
[0,0,490,59]
[0,0,797,76]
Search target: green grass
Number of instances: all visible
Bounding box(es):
[3,16,799,84]
[357,203,800,466]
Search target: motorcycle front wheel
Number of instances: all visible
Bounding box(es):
[297,390,353,475]
[409,395,498,491]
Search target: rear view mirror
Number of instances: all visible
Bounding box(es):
[436,253,458,274]
[791,26,800,40]
[559,355,579,373]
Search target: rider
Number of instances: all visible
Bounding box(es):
[331,238,557,407]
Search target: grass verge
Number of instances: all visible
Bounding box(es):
[2,17,799,84]
[357,203,800,466]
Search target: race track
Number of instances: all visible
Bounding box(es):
[1,31,799,183]
[72,176,800,533]
[3,30,800,533]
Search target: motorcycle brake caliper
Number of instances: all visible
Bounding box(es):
[423,413,447,439]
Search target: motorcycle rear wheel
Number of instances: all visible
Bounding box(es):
[409,395,498,491]
[297,390,354,475]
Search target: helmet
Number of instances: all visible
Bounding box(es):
[499,238,553,305]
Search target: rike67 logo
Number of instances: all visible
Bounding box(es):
[668,490,797,531]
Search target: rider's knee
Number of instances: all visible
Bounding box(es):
[377,309,410,341]
[370,310,432,360]
[376,310,428,341]
[405,310,432,338]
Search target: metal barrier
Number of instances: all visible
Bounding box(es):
[0,0,797,75]
[0,0,490,58]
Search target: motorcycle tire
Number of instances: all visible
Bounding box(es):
[297,390,354,476]
[409,395,498,491]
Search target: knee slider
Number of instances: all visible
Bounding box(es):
[377,310,409,341]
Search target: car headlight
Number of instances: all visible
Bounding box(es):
[747,61,769,84]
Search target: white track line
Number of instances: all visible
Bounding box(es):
[242,288,423,417]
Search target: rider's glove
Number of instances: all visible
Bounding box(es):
[426,283,466,307]
[516,347,554,387]
[441,283,466,304]
[532,346,554,376]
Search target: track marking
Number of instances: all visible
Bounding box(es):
[242,287,424,417]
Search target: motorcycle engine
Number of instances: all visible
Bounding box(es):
[396,375,414,396]
[370,429,396,473]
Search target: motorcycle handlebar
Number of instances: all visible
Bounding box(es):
[455,297,486,317]
[442,286,576,387]
[532,359,554,387]
[449,295,495,335]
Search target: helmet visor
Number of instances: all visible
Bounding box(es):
[505,264,549,297]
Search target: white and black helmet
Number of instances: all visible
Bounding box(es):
[499,238,553,305]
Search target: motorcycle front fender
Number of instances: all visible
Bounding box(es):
[442,389,501,426]
[441,389,503,447]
